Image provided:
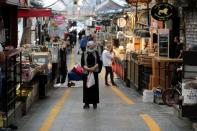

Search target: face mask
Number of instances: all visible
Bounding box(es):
[87,48,95,53]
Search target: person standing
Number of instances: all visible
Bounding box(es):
[102,44,116,86]
[54,42,68,87]
[174,36,183,58]
[73,30,77,46]
[81,41,100,109]
[171,36,183,86]
[80,35,88,52]
[170,36,183,58]
[69,31,74,48]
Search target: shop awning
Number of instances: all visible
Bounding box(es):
[96,0,128,14]
[18,8,52,17]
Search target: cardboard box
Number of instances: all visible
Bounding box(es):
[182,83,197,105]
[143,90,154,103]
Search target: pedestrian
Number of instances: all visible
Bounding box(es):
[45,36,52,49]
[54,42,68,87]
[78,30,83,41]
[80,35,88,52]
[171,36,183,86]
[81,41,100,109]
[69,31,74,48]
[102,44,116,86]
[73,30,77,46]
[51,36,60,63]
[170,36,183,58]
[174,36,183,59]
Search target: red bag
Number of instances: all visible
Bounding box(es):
[72,65,84,75]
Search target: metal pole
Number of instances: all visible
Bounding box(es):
[135,0,138,24]
[147,2,150,26]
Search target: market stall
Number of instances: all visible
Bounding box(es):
[16,7,55,115]
[0,0,28,127]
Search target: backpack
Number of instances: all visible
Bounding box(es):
[84,51,103,73]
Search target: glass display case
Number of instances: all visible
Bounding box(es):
[31,52,51,74]
[158,29,169,57]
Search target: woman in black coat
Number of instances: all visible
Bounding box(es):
[81,41,100,109]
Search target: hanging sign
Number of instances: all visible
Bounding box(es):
[117,18,126,28]
[151,2,175,21]
[53,14,65,25]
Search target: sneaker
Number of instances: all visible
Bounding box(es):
[54,83,61,87]
[83,104,90,109]
[59,83,67,87]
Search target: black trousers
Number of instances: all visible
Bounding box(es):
[57,68,67,84]
[105,66,114,84]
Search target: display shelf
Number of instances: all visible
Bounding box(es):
[158,29,169,57]
[0,49,22,127]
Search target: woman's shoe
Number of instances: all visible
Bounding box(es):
[83,104,89,109]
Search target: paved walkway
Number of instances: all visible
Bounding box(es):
[17,47,193,131]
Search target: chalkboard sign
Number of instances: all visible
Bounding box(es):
[158,29,169,57]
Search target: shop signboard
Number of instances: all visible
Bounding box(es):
[53,14,65,25]
[151,2,175,21]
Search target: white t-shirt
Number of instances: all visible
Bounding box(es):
[102,49,114,67]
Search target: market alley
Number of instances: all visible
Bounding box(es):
[17,49,193,131]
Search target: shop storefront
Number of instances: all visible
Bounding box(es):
[0,0,27,127]
[17,7,54,114]
[111,0,184,95]
[0,1,55,127]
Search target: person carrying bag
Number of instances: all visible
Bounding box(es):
[81,41,101,109]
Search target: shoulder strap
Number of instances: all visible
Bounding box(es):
[84,51,87,66]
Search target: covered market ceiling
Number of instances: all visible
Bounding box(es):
[39,0,128,18]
